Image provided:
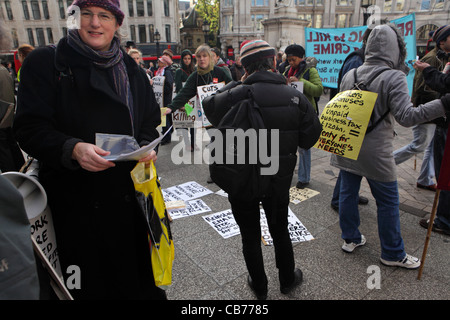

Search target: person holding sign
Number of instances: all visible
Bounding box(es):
[283,44,323,189]
[165,44,232,115]
[165,44,232,183]
[330,24,450,269]
[155,55,175,145]
[203,40,322,299]
[14,0,165,299]
[174,49,197,151]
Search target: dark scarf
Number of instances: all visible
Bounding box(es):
[287,60,306,78]
[67,30,134,124]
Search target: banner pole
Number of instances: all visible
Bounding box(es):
[417,189,440,280]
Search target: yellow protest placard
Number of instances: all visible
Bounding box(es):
[314,90,378,160]
[159,107,168,127]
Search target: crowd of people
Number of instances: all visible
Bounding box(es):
[1,0,449,301]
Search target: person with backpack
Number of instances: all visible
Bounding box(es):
[14,0,165,299]
[202,39,322,299]
[329,27,377,212]
[330,24,450,269]
[283,44,323,189]
[165,44,232,183]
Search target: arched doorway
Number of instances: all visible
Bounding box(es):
[416,23,439,58]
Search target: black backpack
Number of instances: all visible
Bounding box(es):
[209,87,271,201]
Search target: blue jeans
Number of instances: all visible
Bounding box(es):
[434,126,450,230]
[339,170,405,261]
[393,123,436,186]
[297,147,311,183]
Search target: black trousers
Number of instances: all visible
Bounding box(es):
[229,188,295,291]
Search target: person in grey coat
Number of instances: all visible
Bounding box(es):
[330,24,450,268]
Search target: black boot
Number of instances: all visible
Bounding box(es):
[247,275,268,300]
[280,268,303,294]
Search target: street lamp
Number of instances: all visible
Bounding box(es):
[202,20,210,44]
[361,0,374,26]
[154,29,161,57]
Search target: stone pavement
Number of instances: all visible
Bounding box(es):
[154,94,449,302]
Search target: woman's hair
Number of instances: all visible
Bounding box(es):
[243,57,275,75]
[127,48,142,57]
[18,44,35,58]
[181,50,195,74]
[194,44,214,70]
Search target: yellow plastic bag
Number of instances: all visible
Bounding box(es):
[130,161,174,288]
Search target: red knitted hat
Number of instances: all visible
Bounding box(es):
[71,0,124,26]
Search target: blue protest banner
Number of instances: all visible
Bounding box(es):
[305,14,416,94]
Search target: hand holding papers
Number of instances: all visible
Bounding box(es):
[97,127,172,161]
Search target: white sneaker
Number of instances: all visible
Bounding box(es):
[342,235,366,253]
[380,254,421,269]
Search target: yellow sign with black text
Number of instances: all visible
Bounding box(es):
[314,90,378,160]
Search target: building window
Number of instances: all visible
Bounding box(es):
[251,14,266,31]
[147,0,153,16]
[5,1,13,20]
[22,1,30,20]
[314,14,323,28]
[223,0,233,7]
[36,28,45,46]
[138,25,146,43]
[435,0,445,9]
[47,28,54,44]
[128,0,134,17]
[336,14,348,28]
[416,24,438,41]
[42,1,50,19]
[31,1,41,20]
[165,24,171,43]
[223,15,233,32]
[11,28,19,48]
[130,25,136,42]
[58,0,65,19]
[420,0,430,10]
[395,0,405,11]
[136,0,144,16]
[149,24,155,42]
[164,0,169,17]
[27,28,35,46]
[252,0,269,6]
[384,0,392,12]
[62,27,68,37]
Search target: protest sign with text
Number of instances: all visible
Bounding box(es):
[305,13,416,94]
[196,82,224,128]
[314,90,378,160]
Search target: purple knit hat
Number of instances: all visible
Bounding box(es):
[72,0,124,26]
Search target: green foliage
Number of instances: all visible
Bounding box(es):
[195,0,220,45]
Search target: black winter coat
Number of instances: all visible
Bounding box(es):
[202,71,322,188]
[14,38,164,299]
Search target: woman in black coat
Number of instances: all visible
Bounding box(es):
[14,1,164,299]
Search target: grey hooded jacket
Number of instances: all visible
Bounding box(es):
[330,24,446,182]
